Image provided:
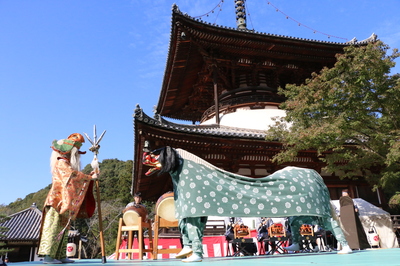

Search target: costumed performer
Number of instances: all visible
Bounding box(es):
[38,133,98,264]
[284,206,353,254]
[143,146,355,261]
[143,146,206,263]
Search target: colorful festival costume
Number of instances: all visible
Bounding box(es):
[145,147,352,259]
[178,217,208,258]
[171,148,333,219]
[38,133,95,263]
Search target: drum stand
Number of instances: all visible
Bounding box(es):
[152,215,181,259]
[265,224,288,255]
[232,225,256,256]
[299,225,317,252]
[115,217,153,260]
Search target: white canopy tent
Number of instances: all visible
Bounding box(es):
[331,198,399,249]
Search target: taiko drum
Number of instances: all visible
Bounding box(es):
[155,191,177,222]
[122,204,148,226]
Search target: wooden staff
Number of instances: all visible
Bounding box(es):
[84,125,107,263]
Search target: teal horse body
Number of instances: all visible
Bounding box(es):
[170,149,332,220]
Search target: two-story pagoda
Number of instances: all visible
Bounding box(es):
[132,3,383,206]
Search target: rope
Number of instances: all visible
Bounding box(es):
[266,1,348,40]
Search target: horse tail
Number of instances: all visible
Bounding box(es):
[158,146,180,175]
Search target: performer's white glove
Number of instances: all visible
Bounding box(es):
[91,172,98,180]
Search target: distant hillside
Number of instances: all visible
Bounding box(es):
[0,159,135,215]
[0,158,161,259]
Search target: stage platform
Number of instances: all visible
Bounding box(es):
[10,248,400,266]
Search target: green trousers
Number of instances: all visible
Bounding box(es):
[179,217,208,256]
[288,215,348,247]
[38,207,69,259]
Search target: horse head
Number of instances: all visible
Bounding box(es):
[142,146,180,176]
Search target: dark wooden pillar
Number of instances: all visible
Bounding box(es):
[213,66,220,125]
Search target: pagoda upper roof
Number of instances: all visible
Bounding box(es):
[156,4,377,122]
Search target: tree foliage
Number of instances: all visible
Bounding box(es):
[5,185,51,214]
[83,159,134,204]
[266,40,400,194]
[72,199,125,259]
[0,214,12,256]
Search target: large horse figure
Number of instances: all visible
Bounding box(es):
[143,147,352,262]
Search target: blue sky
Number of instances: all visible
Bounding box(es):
[1,0,399,206]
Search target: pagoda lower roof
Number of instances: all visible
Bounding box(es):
[134,105,267,139]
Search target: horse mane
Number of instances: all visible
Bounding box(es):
[157,146,180,175]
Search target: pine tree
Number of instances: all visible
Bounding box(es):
[0,214,12,256]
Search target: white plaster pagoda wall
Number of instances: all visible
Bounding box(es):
[201,105,287,131]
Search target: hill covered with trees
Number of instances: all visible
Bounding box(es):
[0,158,156,258]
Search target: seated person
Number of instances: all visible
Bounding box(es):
[126,192,146,209]
[257,217,273,241]
[125,192,147,258]
[224,217,243,255]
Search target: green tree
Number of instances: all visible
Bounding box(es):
[83,159,134,205]
[6,185,51,213]
[266,40,400,195]
[78,159,137,258]
[74,199,125,259]
[0,214,12,256]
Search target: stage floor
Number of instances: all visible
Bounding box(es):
[11,248,400,266]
